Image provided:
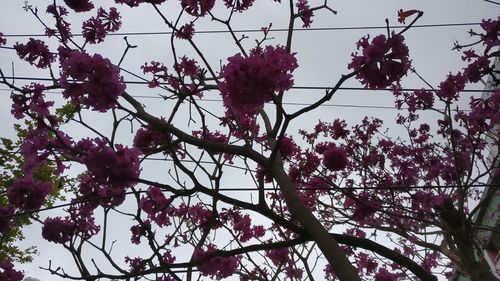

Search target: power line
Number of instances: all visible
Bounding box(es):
[0,76,491,93]
[1,183,497,220]
[0,88,418,111]
[0,22,482,38]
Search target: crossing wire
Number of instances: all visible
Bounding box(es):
[0,22,483,38]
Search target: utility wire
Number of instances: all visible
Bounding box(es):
[0,76,492,93]
[1,183,498,219]
[0,22,482,38]
[0,88,433,111]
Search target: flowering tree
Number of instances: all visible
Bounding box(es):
[0,1,499,281]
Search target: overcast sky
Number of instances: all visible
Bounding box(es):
[1,1,498,280]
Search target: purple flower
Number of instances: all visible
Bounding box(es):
[220,45,298,116]
[14,38,56,69]
[0,259,24,281]
[296,0,314,28]
[63,0,94,12]
[223,0,255,12]
[42,217,75,244]
[59,50,126,112]
[7,175,51,210]
[176,22,195,40]
[193,245,240,279]
[348,34,411,89]
[322,145,348,171]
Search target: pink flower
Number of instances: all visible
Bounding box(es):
[60,50,126,112]
[130,220,151,244]
[176,22,195,40]
[14,38,56,69]
[63,0,94,12]
[0,32,7,46]
[223,0,256,12]
[140,187,175,226]
[193,245,240,279]
[181,0,215,16]
[82,18,107,44]
[75,138,141,207]
[219,45,298,115]
[296,0,314,28]
[7,175,52,210]
[265,247,290,266]
[322,145,348,171]
[42,217,75,244]
[46,5,72,42]
[0,259,24,281]
[133,123,171,153]
[174,56,201,78]
[348,34,411,89]
[125,256,147,273]
[374,267,398,281]
[437,72,467,101]
[82,8,122,44]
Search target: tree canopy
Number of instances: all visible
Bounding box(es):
[0,1,499,281]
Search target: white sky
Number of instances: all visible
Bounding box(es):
[0,0,499,280]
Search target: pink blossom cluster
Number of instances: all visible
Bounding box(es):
[374,268,398,281]
[320,144,348,171]
[181,0,215,16]
[42,216,75,244]
[6,175,52,211]
[76,138,141,207]
[141,61,168,88]
[59,49,126,112]
[114,0,167,7]
[63,0,94,12]
[219,45,298,116]
[222,0,255,12]
[296,0,314,28]
[348,34,410,89]
[14,38,56,69]
[0,32,6,45]
[437,72,467,101]
[193,245,240,280]
[130,220,151,244]
[265,247,290,265]
[393,88,434,112]
[133,122,171,154]
[139,187,175,227]
[221,110,261,140]
[174,56,201,78]
[219,208,266,242]
[46,5,72,42]
[82,7,122,44]
[11,84,54,120]
[125,256,147,273]
[175,22,195,40]
[0,259,24,281]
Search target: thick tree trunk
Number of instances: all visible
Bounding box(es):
[271,161,362,281]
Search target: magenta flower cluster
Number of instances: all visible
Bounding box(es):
[0,259,24,281]
[219,45,298,115]
[59,49,126,112]
[76,138,141,207]
[296,0,314,28]
[82,7,122,44]
[63,0,94,12]
[6,175,52,211]
[14,38,56,69]
[348,34,410,89]
[193,245,240,280]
